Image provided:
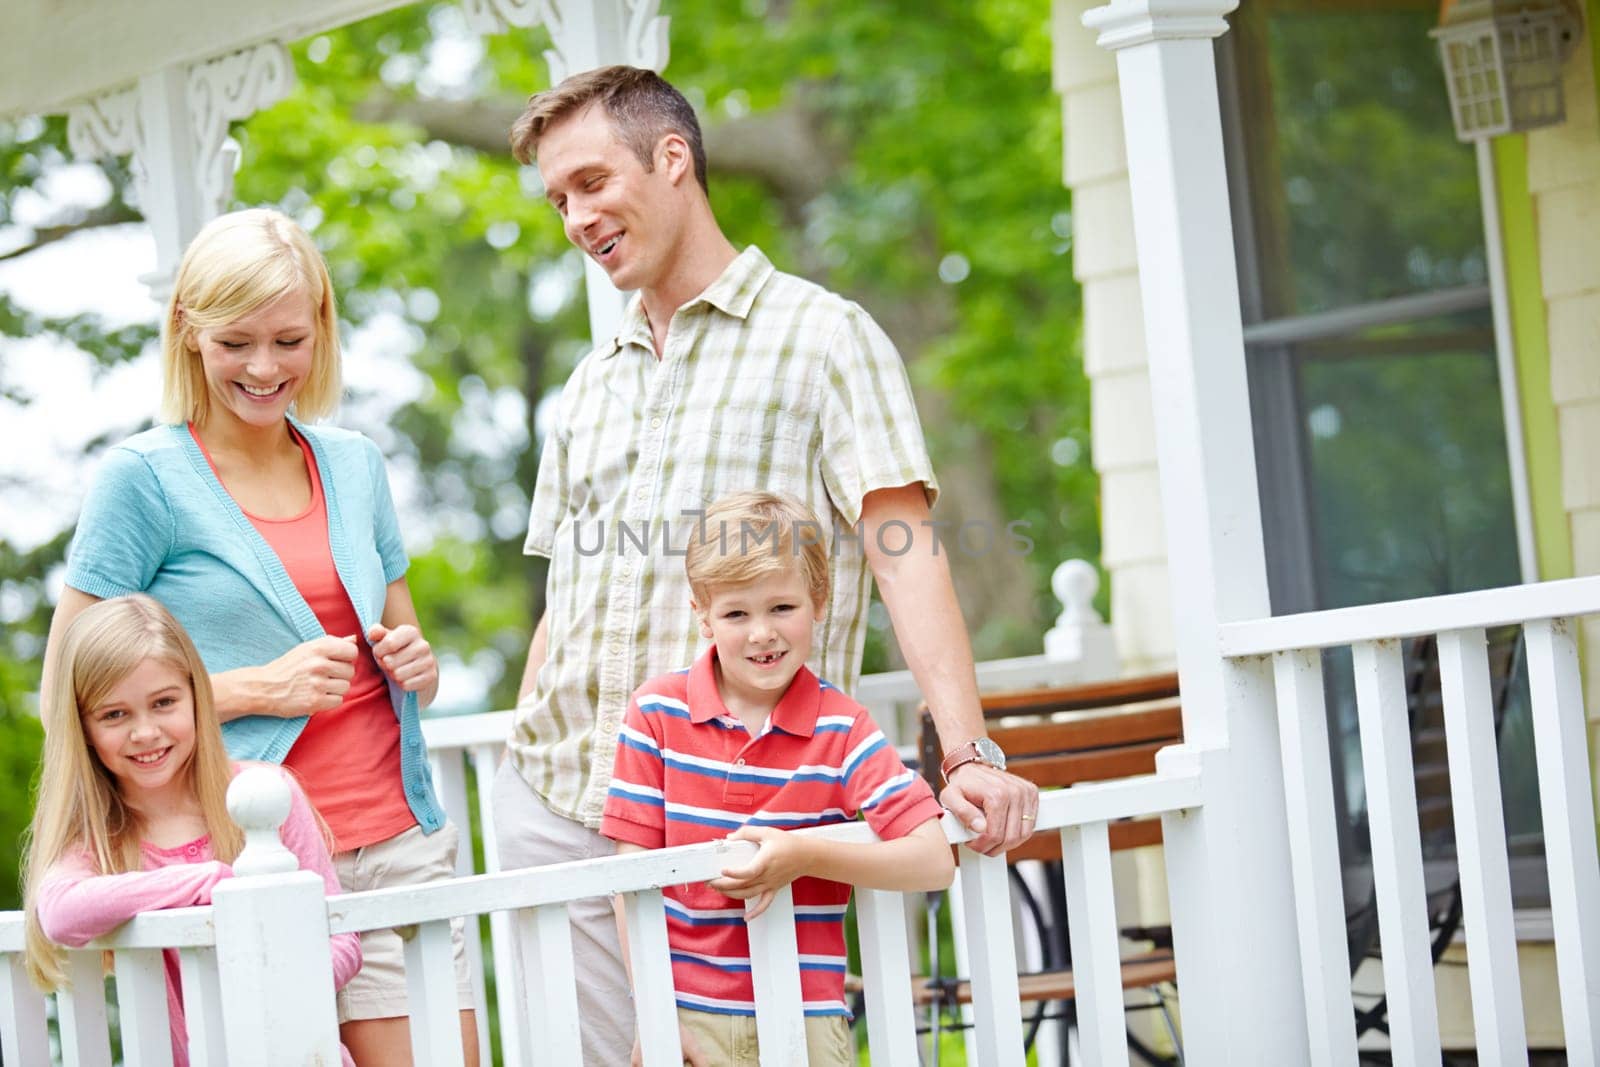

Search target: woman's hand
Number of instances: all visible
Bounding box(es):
[260,635,359,717]
[368,622,439,703]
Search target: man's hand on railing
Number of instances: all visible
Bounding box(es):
[940,764,1040,856]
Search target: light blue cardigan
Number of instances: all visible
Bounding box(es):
[65,418,445,834]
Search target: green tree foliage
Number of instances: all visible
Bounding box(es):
[1,0,1095,733]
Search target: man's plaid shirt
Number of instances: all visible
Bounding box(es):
[510,246,938,826]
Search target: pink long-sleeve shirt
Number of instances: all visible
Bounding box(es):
[36,767,361,1067]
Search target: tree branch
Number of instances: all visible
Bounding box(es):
[0,203,141,263]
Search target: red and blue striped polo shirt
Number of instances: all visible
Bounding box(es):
[600,648,944,1017]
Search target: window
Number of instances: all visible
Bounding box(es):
[1219,0,1547,915]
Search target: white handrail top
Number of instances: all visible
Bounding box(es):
[1217,574,1600,657]
[325,770,1201,934]
[0,905,214,954]
[419,708,516,749]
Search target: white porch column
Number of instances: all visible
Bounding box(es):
[1080,1,1309,1062]
[469,0,670,345]
[64,44,295,301]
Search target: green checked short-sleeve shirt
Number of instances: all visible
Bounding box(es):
[511,246,939,826]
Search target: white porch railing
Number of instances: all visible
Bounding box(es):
[1218,574,1600,1067]
[0,763,1202,1066]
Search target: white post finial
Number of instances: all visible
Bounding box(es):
[225,766,298,877]
[1043,559,1118,669]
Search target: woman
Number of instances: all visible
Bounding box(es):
[44,208,478,1066]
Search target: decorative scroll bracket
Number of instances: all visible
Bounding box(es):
[462,0,669,82]
[65,42,294,301]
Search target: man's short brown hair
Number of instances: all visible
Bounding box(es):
[509,65,708,192]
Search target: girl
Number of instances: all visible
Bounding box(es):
[23,594,361,1067]
[42,207,477,1065]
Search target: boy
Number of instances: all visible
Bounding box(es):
[601,491,956,1066]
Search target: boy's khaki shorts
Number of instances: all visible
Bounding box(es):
[333,821,475,1022]
[677,1008,852,1067]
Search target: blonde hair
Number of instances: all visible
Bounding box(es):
[22,595,243,991]
[685,491,831,610]
[161,208,341,425]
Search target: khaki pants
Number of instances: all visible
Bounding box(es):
[677,1009,853,1067]
[492,759,632,1066]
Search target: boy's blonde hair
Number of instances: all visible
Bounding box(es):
[685,492,831,609]
[22,595,242,990]
[161,208,341,425]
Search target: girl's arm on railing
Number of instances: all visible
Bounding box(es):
[709,818,954,920]
[34,855,232,946]
[276,771,363,988]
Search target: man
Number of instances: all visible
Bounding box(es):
[497,65,1038,1063]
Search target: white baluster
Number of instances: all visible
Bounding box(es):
[115,947,173,1066]
[1272,649,1358,1064]
[1060,822,1129,1067]
[1525,618,1600,1064]
[1352,639,1441,1065]
[58,949,112,1067]
[429,749,491,1064]
[405,919,465,1066]
[746,886,806,1066]
[472,742,527,1067]
[211,766,342,1066]
[855,888,920,1066]
[1437,628,1528,1062]
[178,947,227,1067]
[627,889,682,1067]
[0,952,49,1066]
[514,903,582,1062]
[957,849,1024,1067]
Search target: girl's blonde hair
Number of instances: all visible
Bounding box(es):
[161,208,342,425]
[22,595,243,991]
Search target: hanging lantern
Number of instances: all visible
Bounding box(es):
[1432,0,1582,140]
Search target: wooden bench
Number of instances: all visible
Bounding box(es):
[911,671,1185,1061]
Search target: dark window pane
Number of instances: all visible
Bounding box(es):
[1297,328,1519,609]
[1247,9,1488,315]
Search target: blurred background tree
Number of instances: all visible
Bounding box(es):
[0,0,1095,904]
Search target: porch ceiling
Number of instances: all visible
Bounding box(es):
[1,0,414,118]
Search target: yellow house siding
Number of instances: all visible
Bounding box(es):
[1055,0,1175,675]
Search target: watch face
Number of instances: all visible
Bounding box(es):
[975,736,1006,772]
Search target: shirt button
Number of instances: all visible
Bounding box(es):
[735,758,745,766]
[650,416,663,429]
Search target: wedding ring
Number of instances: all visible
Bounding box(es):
[1020,814,1035,822]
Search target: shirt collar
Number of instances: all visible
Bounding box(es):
[600,246,775,360]
[686,645,822,738]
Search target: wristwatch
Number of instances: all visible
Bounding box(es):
[940,736,1007,781]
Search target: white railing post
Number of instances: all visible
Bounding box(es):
[210,767,342,1066]
[1437,628,1528,1063]
[957,849,1025,1066]
[1271,650,1359,1065]
[1079,0,1309,1060]
[0,951,49,1067]
[745,887,808,1066]
[1351,639,1442,1065]
[1525,618,1600,1063]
